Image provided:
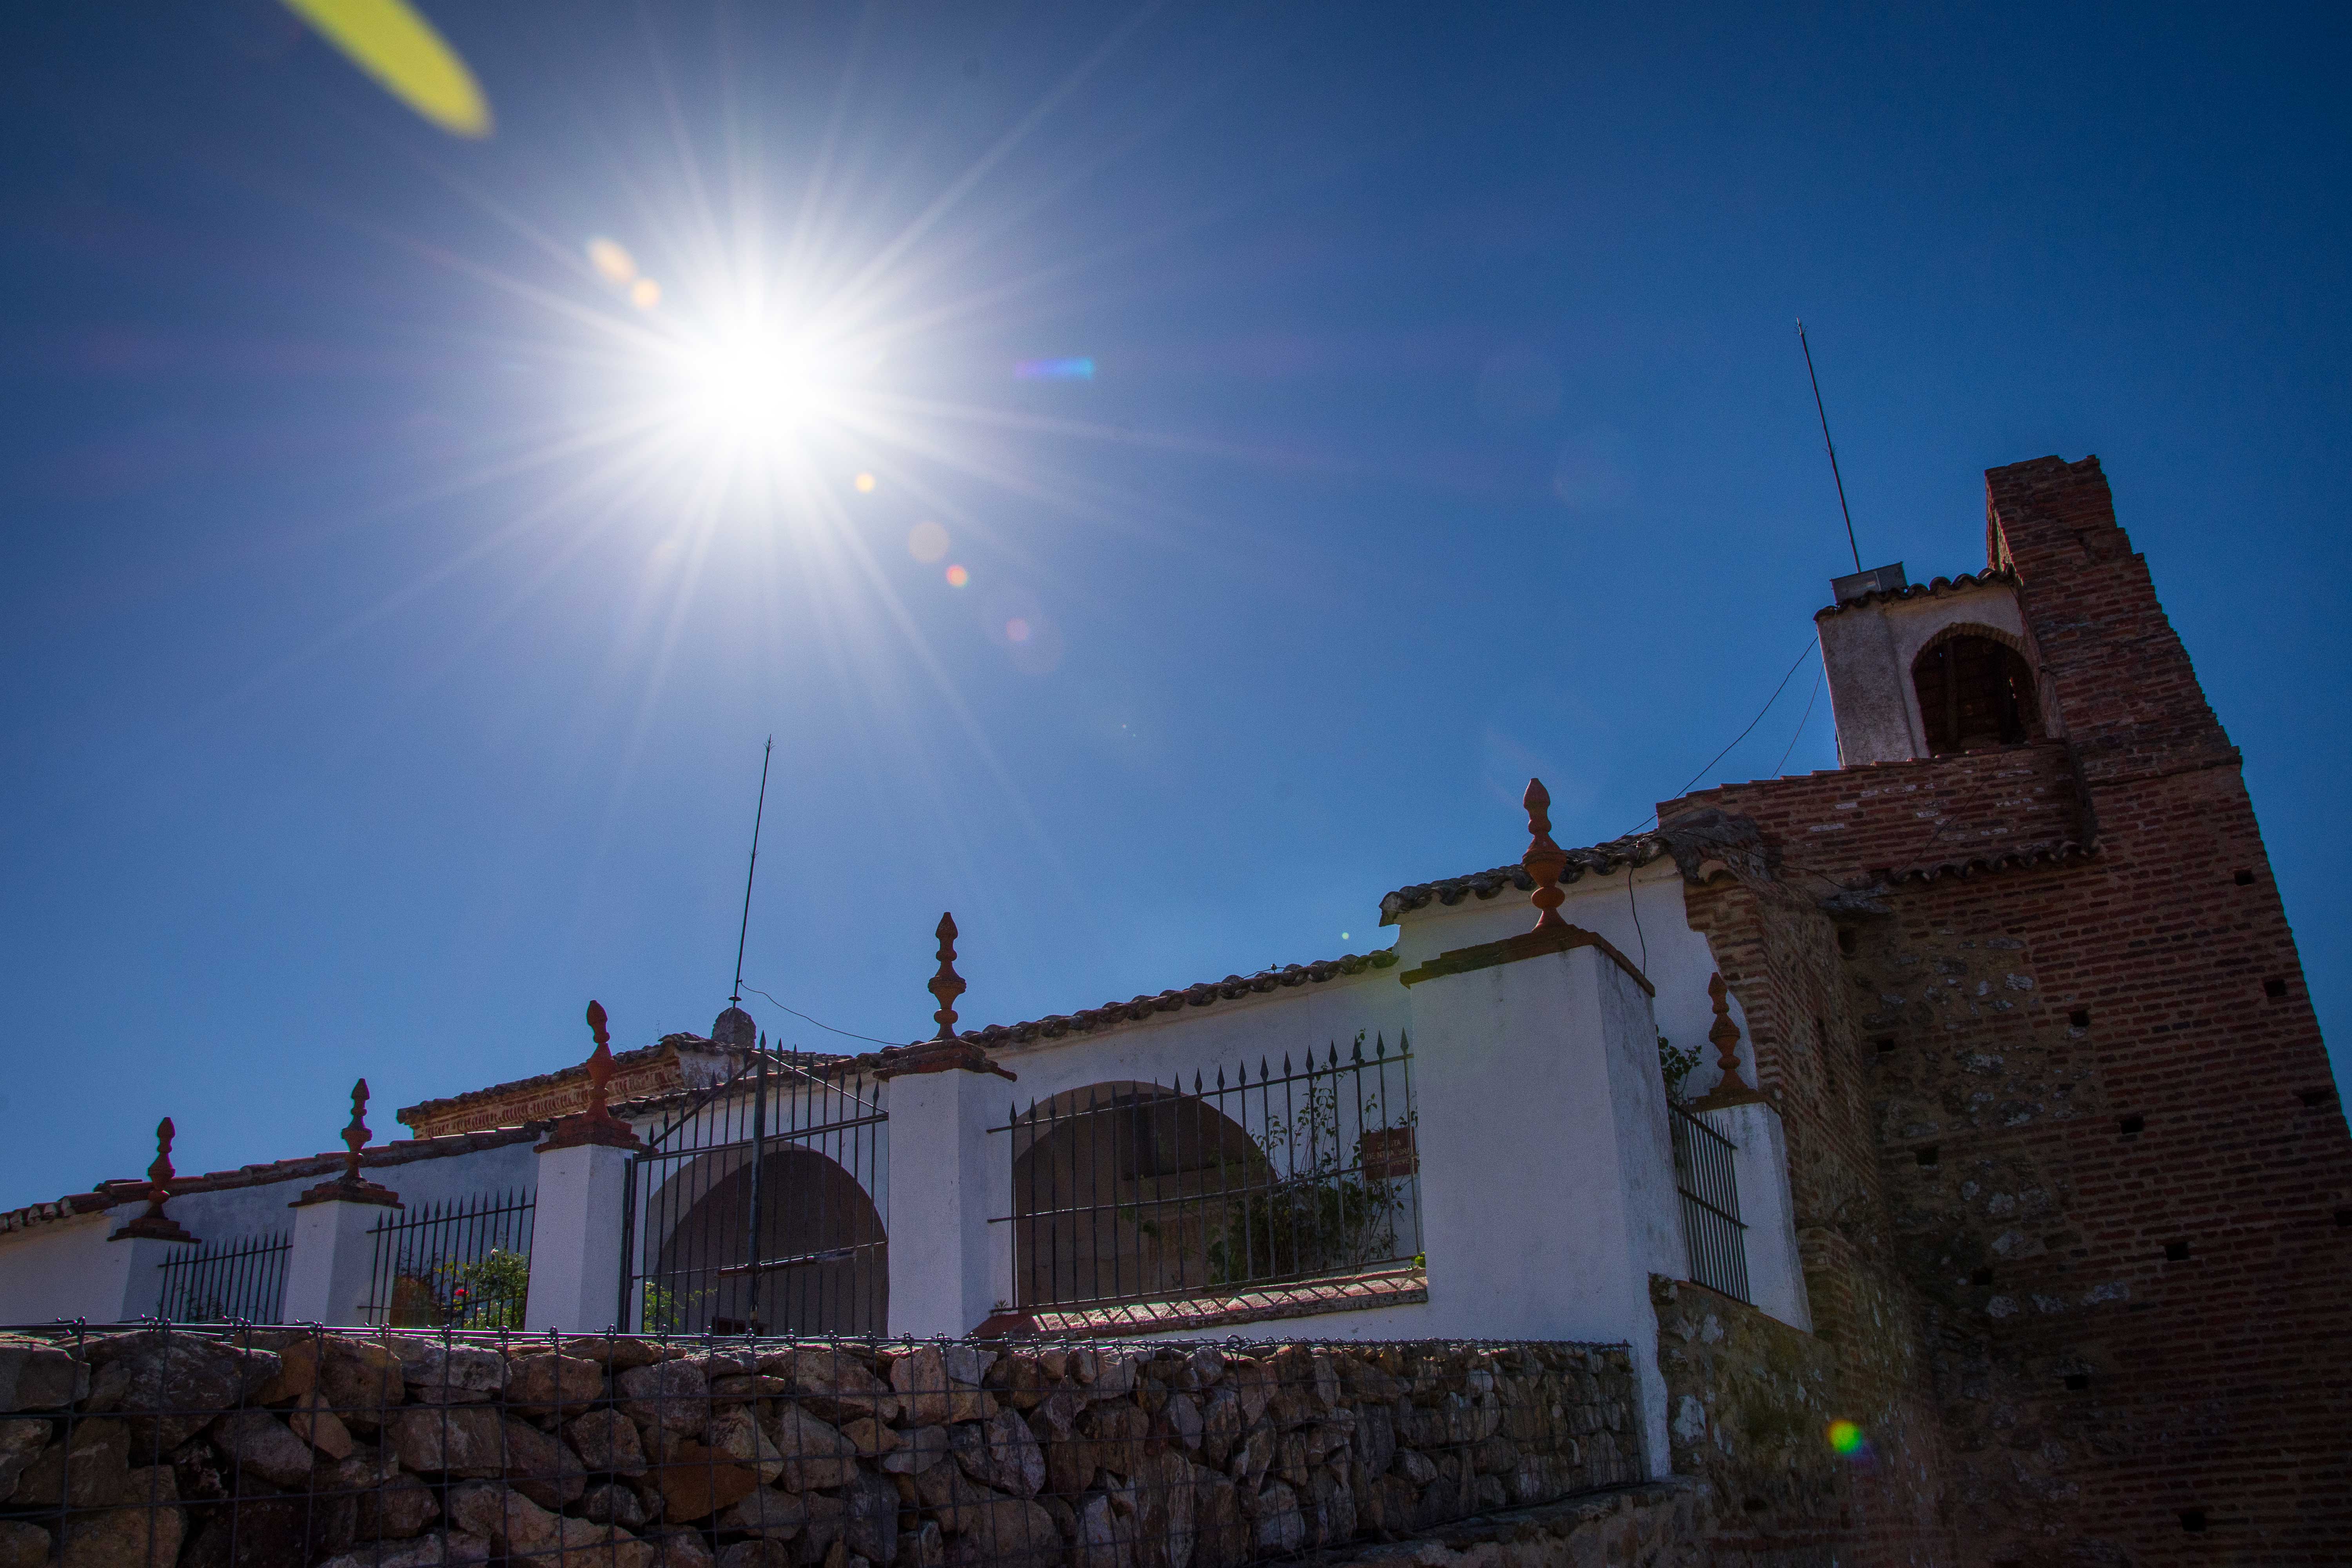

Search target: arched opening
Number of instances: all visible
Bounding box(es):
[1912,632,2042,754]
[1010,1083,1274,1308]
[648,1145,886,1334]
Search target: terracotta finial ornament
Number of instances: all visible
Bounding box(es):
[584,1000,616,1115]
[929,912,967,1040]
[539,999,645,1151]
[296,1080,403,1207]
[1522,779,1570,932]
[341,1080,372,1182]
[111,1118,197,1243]
[1693,972,1763,1108]
[873,913,1014,1082]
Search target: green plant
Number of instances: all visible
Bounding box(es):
[440,1248,530,1329]
[1659,1035,1702,1103]
[639,1279,708,1332]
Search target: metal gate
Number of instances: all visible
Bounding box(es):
[619,1048,888,1335]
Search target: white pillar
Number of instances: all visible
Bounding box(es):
[1403,930,1681,1479]
[284,1182,400,1326]
[885,1067,1009,1337]
[104,1206,199,1321]
[1699,1100,1811,1332]
[526,1140,635,1334]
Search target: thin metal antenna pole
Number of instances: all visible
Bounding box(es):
[1797,320,1863,572]
[730,737,774,1009]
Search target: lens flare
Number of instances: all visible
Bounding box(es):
[1014,357,1094,381]
[1005,617,1032,643]
[278,0,492,138]
[854,472,877,494]
[630,279,662,310]
[587,238,637,284]
[1827,1420,1866,1457]
[908,521,949,563]
[944,564,969,588]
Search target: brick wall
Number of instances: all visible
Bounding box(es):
[1653,456,2352,1565]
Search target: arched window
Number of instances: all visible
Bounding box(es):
[1912,632,2041,755]
[1011,1083,1272,1309]
[649,1145,887,1334]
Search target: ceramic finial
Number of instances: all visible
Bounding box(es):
[928,913,967,1040]
[1522,779,1570,932]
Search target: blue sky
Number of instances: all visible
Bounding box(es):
[3,2,2347,1201]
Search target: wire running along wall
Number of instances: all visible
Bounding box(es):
[621,1049,888,1336]
[1667,1103,1751,1304]
[363,1189,536,1329]
[154,1230,291,1324]
[994,1034,1420,1312]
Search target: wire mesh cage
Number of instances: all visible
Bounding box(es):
[0,1319,1643,1568]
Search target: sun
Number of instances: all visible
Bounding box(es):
[673,330,826,445]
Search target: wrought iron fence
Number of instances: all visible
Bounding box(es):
[363,1189,535,1328]
[621,1049,889,1336]
[0,1320,1643,1568]
[154,1230,290,1323]
[1668,1102,1751,1303]
[991,1033,1420,1312]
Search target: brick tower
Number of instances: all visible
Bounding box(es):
[1659,456,2350,1564]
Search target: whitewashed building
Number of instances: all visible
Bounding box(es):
[0,782,1808,1484]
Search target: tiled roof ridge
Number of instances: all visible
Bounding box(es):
[1815,567,2016,618]
[396,1034,719,1123]
[946,949,1405,1052]
[1379,834,1678,925]
[1669,735,2074,805]
[0,1123,548,1236]
[1884,840,2098,884]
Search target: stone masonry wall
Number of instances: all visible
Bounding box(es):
[0,1327,1641,1568]
[1661,873,1958,1568]
[1648,1280,1839,1568]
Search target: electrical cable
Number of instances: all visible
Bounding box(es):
[1621,641,1817,836]
[1626,861,1647,973]
[736,985,908,1049]
[1772,663,1826,777]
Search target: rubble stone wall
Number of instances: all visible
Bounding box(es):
[1649,1279,1842,1568]
[0,1327,1642,1568]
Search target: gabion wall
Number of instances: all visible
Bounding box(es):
[0,1325,1640,1568]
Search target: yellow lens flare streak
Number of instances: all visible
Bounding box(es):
[279,0,492,139]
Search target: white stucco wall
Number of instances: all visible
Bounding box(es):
[0,1140,538,1326]
[1391,862,1758,1103]
[0,1212,130,1323]
[1386,865,1810,1335]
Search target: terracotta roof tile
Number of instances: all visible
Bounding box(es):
[1815,568,2016,618]
[1025,1264,1429,1340]
[950,950,1405,1052]
[1886,840,2098,884]
[0,1125,548,1237]
[396,1036,702,1126]
[1379,835,1677,926]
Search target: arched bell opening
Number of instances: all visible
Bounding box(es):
[1912,630,2043,754]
